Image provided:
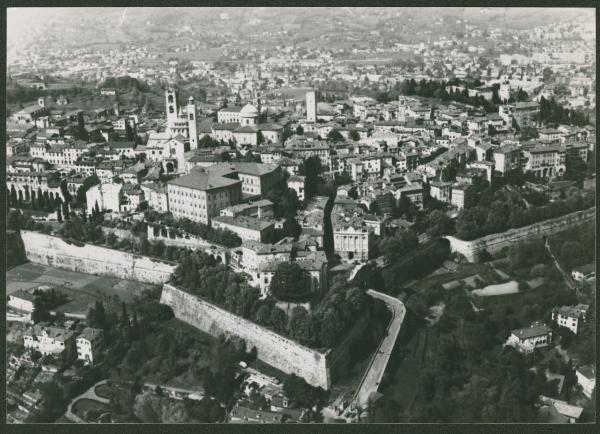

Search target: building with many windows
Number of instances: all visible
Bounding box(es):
[23,325,75,356]
[76,327,103,365]
[524,145,566,178]
[167,166,242,224]
[211,215,276,243]
[506,323,553,353]
[552,305,588,335]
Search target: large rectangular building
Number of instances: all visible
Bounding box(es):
[524,145,566,179]
[167,166,242,224]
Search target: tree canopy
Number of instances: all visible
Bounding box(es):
[269,263,313,302]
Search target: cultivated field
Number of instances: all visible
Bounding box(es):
[6,262,158,316]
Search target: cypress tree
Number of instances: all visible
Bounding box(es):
[62,202,70,220]
[57,207,63,223]
[10,185,18,205]
[36,188,44,209]
[120,302,129,328]
[45,194,55,213]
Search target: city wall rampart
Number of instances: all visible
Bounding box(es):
[445,208,595,262]
[160,284,332,389]
[20,230,176,284]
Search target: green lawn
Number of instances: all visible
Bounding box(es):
[94,383,113,400]
[411,263,493,291]
[72,398,110,422]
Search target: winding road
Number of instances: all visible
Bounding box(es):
[349,290,406,410]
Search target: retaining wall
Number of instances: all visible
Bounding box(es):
[20,230,176,284]
[445,208,596,262]
[160,284,332,389]
[147,224,229,264]
[101,226,140,243]
[148,224,213,249]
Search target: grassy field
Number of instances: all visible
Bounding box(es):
[72,398,110,421]
[409,263,499,292]
[6,262,158,316]
[94,384,113,400]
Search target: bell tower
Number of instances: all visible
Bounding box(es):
[165,88,178,125]
[187,96,198,150]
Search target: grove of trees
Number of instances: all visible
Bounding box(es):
[269,263,313,303]
[172,249,371,349]
[455,189,595,241]
[145,211,242,248]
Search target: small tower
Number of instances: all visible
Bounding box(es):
[306,90,317,122]
[499,80,511,104]
[38,97,45,108]
[398,97,406,116]
[113,102,120,116]
[165,88,178,125]
[187,96,198,150]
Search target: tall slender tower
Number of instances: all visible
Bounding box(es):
[255,92,262,122]
[187,96,198,150]
[398,96,407,117]
[165,88,178,125]
[306,90,317,122]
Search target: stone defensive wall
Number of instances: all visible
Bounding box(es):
[160,284,332,390]
[20,230,177,284]
[445,207,596,262]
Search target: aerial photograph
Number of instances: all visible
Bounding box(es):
[4,6,596,425]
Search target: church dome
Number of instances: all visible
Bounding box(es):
[240,103,259,118]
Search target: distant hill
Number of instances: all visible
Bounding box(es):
[8,7,594,55]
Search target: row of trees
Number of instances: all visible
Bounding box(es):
[389,78,500,113]
[539,96,590,126]
[31,288,70,323]
[145,211,242,248]
[455,189,595,241]
[6,80,94,105]
[7,185,71,215]
[6,209,54,268]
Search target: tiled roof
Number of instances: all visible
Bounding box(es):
[168,167,241,191]
[512,323,552,340]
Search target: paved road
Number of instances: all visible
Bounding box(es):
[351,290,406,408]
